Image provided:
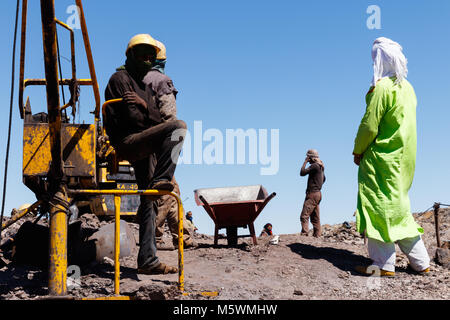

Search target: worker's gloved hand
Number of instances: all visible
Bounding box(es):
[123,91,147,110]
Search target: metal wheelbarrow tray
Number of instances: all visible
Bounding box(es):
[194,185,276,245]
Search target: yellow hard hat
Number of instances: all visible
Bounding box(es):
[126,34,160,56]
[155,40,166,60]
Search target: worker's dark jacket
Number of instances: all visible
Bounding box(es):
[104,69,162,146]
[300,163,326,194]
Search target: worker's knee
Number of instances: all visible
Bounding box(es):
[176,119,187,130]
[167,119,187,131]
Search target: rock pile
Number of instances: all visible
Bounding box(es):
[321,221,365,245]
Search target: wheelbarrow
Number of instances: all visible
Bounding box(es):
[194,185,276,246]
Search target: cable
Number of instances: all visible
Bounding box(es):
[420,206,433,215]
[55,26,68,122]
[0,0,21,241]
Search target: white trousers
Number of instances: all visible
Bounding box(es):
[367,236,430,272]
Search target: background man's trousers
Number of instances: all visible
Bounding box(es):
[300,191,322,237]
[156,193,195,246]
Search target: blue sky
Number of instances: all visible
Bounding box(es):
[0,0,449,236]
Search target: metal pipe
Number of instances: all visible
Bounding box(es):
[40,0,63,181]
[48,191,68,296]
[101,99,123,137]
[67,189,185,293]
[55,19,77,112]
[24,78,93,87]
[433,202,441,248]
[69,189,177,196]
[114,195,121,295]
[18,0,28,119]
[40,0,67,296]
[176,194,184,292]
[74,0,101,120]
[101,99,123,119]
[1,200,42,231]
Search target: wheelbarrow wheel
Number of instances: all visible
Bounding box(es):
[226,227,238,246]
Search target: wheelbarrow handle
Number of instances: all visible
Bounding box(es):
[256,192,276,216]
[199,195,217,221]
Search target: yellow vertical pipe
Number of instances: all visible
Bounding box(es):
[114,195,121,295]
[48,201,68,295]
[176,195,184,292]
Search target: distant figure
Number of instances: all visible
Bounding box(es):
[155,179,197,250]
[299,149,326,237]
[260,223,273,237]
[185,211,198,232]
[353,37,430,277]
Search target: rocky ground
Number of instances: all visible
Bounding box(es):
[0,208,449,300]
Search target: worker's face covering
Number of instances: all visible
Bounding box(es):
[152,59,166,74]
[371,37,408,87]
[125,47,155,80]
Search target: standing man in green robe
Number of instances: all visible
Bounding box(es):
[353,37,430,277]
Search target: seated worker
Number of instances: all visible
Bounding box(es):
[260,223,273,237]
[155,178,197,250]
[185,211,198,232]
[104,34,187,275]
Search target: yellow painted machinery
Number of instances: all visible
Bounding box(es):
[8,0,185,298]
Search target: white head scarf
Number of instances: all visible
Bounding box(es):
[371,37,408,87]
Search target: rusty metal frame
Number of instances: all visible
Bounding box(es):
[1,200,42,231]
[18,0,100,121]
[54,18,77,111]
[68,189,185,298]
[74,0,101,122]
[433,202,450,248]
[17,0,190,300]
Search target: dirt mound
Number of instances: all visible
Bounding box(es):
[0,209,449,300]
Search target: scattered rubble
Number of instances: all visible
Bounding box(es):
[0,209,448,300]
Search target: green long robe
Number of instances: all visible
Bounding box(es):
[353,77,423,243]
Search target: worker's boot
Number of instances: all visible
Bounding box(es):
[151,180,175,192]
[138,262,177,275]
[156,239,175,251]
[408,264,430,275]
[173,238,198,249]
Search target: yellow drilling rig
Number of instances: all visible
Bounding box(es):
[2,0,185,299]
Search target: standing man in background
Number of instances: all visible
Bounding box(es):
[299,149,326,237]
